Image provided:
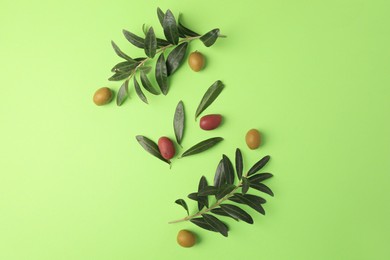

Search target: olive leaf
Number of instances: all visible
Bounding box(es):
[241,177,250,194]
[157,38,170,47]
[190,217,217,232]
[122,29,145,49]
[202,214,228,237]
[249,183,274,197]
[180,137,223,158]
[198,185,218,196]
[117,79,129,106]
[142,24,149,35]
[228,193,266,215]
[111,41,133,61]
[134,77,148,104]
[248,173,273,183]
[135,135,170,165]
[216,184,236,200]
[178,14,200,37]
[166,42,188,76]
[140,71,160,95]
[109,71,131,81]
[200,28,220,47]
[173,100,185,146]
[247,155,271,176]
[222,155,234,185]
[111,60,139,73]
[214,159,226,188]
[157,7,165,27]
[220,204,253,224]
[195,80,224,120]
[175,199,189,216]
[144,27,157,58]
[235,148,243,180]
[197,176,209,211]
[211,207,239,221]
[163,9,179,45]
[155,53,168,95]
[139,66,152,74]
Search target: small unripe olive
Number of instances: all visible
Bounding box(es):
[188,51,205,72]
[246,129,261,149]
[177,230,196,248]
[93,87,113,106]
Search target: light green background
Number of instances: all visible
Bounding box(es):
[1,0,389,259]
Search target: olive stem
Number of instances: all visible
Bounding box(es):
[168,172,248,224]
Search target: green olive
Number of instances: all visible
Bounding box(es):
[246,129,261,149]
[93,87,113,106]
[188,51,205,72]
[177,230,196,248]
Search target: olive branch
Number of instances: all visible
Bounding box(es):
[109,8,226,105]
[170,149,274,237]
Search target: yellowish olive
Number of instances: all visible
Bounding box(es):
[246,129,261,149]
[177,230,196,248]
[188,51,205,72]
[93,87,113,106]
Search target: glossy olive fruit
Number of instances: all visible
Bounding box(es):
[93,87,113,106]
[246,129,261,149]
[188,51,205,72]
[200,114,222,130]
[158,137,175,160]
[177,230,196,248]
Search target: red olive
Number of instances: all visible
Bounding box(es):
[158,137,175,160]
[199,114,222,130]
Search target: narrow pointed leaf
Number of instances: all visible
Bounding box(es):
[135,135,170,165]
[117,79,129,106]
[187,192,208,209]
[200,28,220,47]
[111,41,132,61]
[178,15,200,37]
[248,173,274,183]
[108,71,131,81]
[228,193,266,215]
[197,176,208,210]
[157,7,165,27]
[174,199,189,216]
[214,159,226,188]
[211,207,238,221]
[157,38,171,47]
[142,24,149,35]
[140,71,160,95]
[220,204,254,224]
[166,42,188,76]
[134,77,148,104]
[202,214,228,237]
[122,29,145,48]
[187,192,199,201]
[180,137,223,158]
[241,177,250,194]
[163,10,179,45]
[250,183,274,197]
[155,53,168,95]
[139,66,152,74]
[198,185,218,196]
[222,155,234,184]
[235,148,243,180]
[144,27,157,58]
[111,61,139,73]
[190,217,217,232]
[248,155,271,176]
[216,184,236,200]
[173,101,185,145]
[195,80,224,119]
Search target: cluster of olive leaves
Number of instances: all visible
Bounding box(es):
[169,149,274,237]
[109,7,224,106]
[136,80,225,165]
